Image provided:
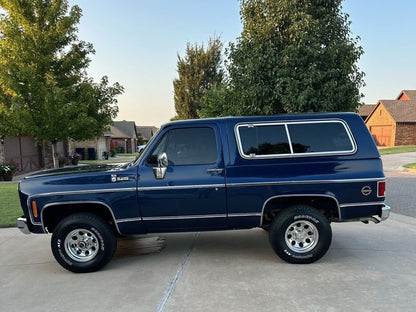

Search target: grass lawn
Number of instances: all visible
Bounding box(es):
[0,182,21,228]
[403,163,416,169]
[378,145,416,155]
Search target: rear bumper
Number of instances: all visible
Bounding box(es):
[17,217,31,234]
[380,205,391,221]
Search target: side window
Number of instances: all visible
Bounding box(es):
[288,122,354,153]
[146,127,218,166]
[238,125,290,157]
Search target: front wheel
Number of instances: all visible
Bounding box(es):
[269,205,332,264]
[51,213,117,273]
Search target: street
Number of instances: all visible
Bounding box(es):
[386,176,416,218]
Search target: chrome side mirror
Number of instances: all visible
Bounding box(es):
[153,152,168,179]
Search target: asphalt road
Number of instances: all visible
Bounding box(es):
[386,176,416,218]
[381,152,416,218]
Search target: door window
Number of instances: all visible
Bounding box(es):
[146,127,218,166]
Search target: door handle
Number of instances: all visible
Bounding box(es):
[206,168,224,174]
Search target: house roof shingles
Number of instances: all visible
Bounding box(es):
[109,125,129,138]
[113,121,137,139]
[397,90,416,100]
[380,100,416,123]
[137,126,158,141]
[358,104,376,117]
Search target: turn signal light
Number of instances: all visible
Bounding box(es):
[32,201,38,218]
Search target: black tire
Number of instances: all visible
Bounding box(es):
[268,205,332,264]
[51,213,117,273]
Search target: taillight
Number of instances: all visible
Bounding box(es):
[378,181,386,197]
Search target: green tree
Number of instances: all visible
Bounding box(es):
[197,83,230,118]
[0,0,123,167]
[173,37,223,120]
[224,0,364,116]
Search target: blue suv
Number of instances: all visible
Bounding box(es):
[17,112,390,272]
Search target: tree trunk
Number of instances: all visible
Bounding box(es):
[51,142,59,168]
[37,144,44,168]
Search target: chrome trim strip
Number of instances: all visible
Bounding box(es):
[142,214,226,221]
[138,184,225,191]
[260,194,341,226]
[340,201,385,208]
[227,177,385,188]
[28,187,137,200]
[116,217,142,224]
[228,213,262,218]
[285,123,294,154]
[40,201,123,235]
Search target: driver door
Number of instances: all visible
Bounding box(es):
[137,124,227,232]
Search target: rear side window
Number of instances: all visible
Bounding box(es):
[236,120,355,158]
[238,125,290,156]
[288,122,354,154]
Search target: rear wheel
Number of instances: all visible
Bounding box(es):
[51,213,117,273]
[269,205,332,264]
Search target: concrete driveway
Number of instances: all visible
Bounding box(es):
[1,213,415,312]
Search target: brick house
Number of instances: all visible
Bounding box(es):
[0,135,66,173]
[364,90,416,147]
[110,121,138,153]
[69,130,112,160]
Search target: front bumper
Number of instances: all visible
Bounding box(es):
[17,217,31,234]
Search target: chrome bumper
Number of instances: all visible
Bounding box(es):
[17,217,31,234]
[381,205,391,221]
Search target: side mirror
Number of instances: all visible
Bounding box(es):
[153,153,168,179]
[157,152,168,167]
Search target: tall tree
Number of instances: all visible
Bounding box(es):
[0,0,123,167]
[173,37,223,120]
[224,0,364,116]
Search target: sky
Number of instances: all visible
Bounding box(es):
[67,0,416,127]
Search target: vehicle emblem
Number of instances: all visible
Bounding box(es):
[361,186,372,196]
[111,174,117,183]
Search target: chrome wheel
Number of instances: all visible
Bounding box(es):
[285,220,319,253]
[64,229,99,262]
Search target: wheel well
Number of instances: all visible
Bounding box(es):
[261,195,339,227]
[42,203,119,234]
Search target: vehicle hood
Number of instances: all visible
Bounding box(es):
[24,164,125,179]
